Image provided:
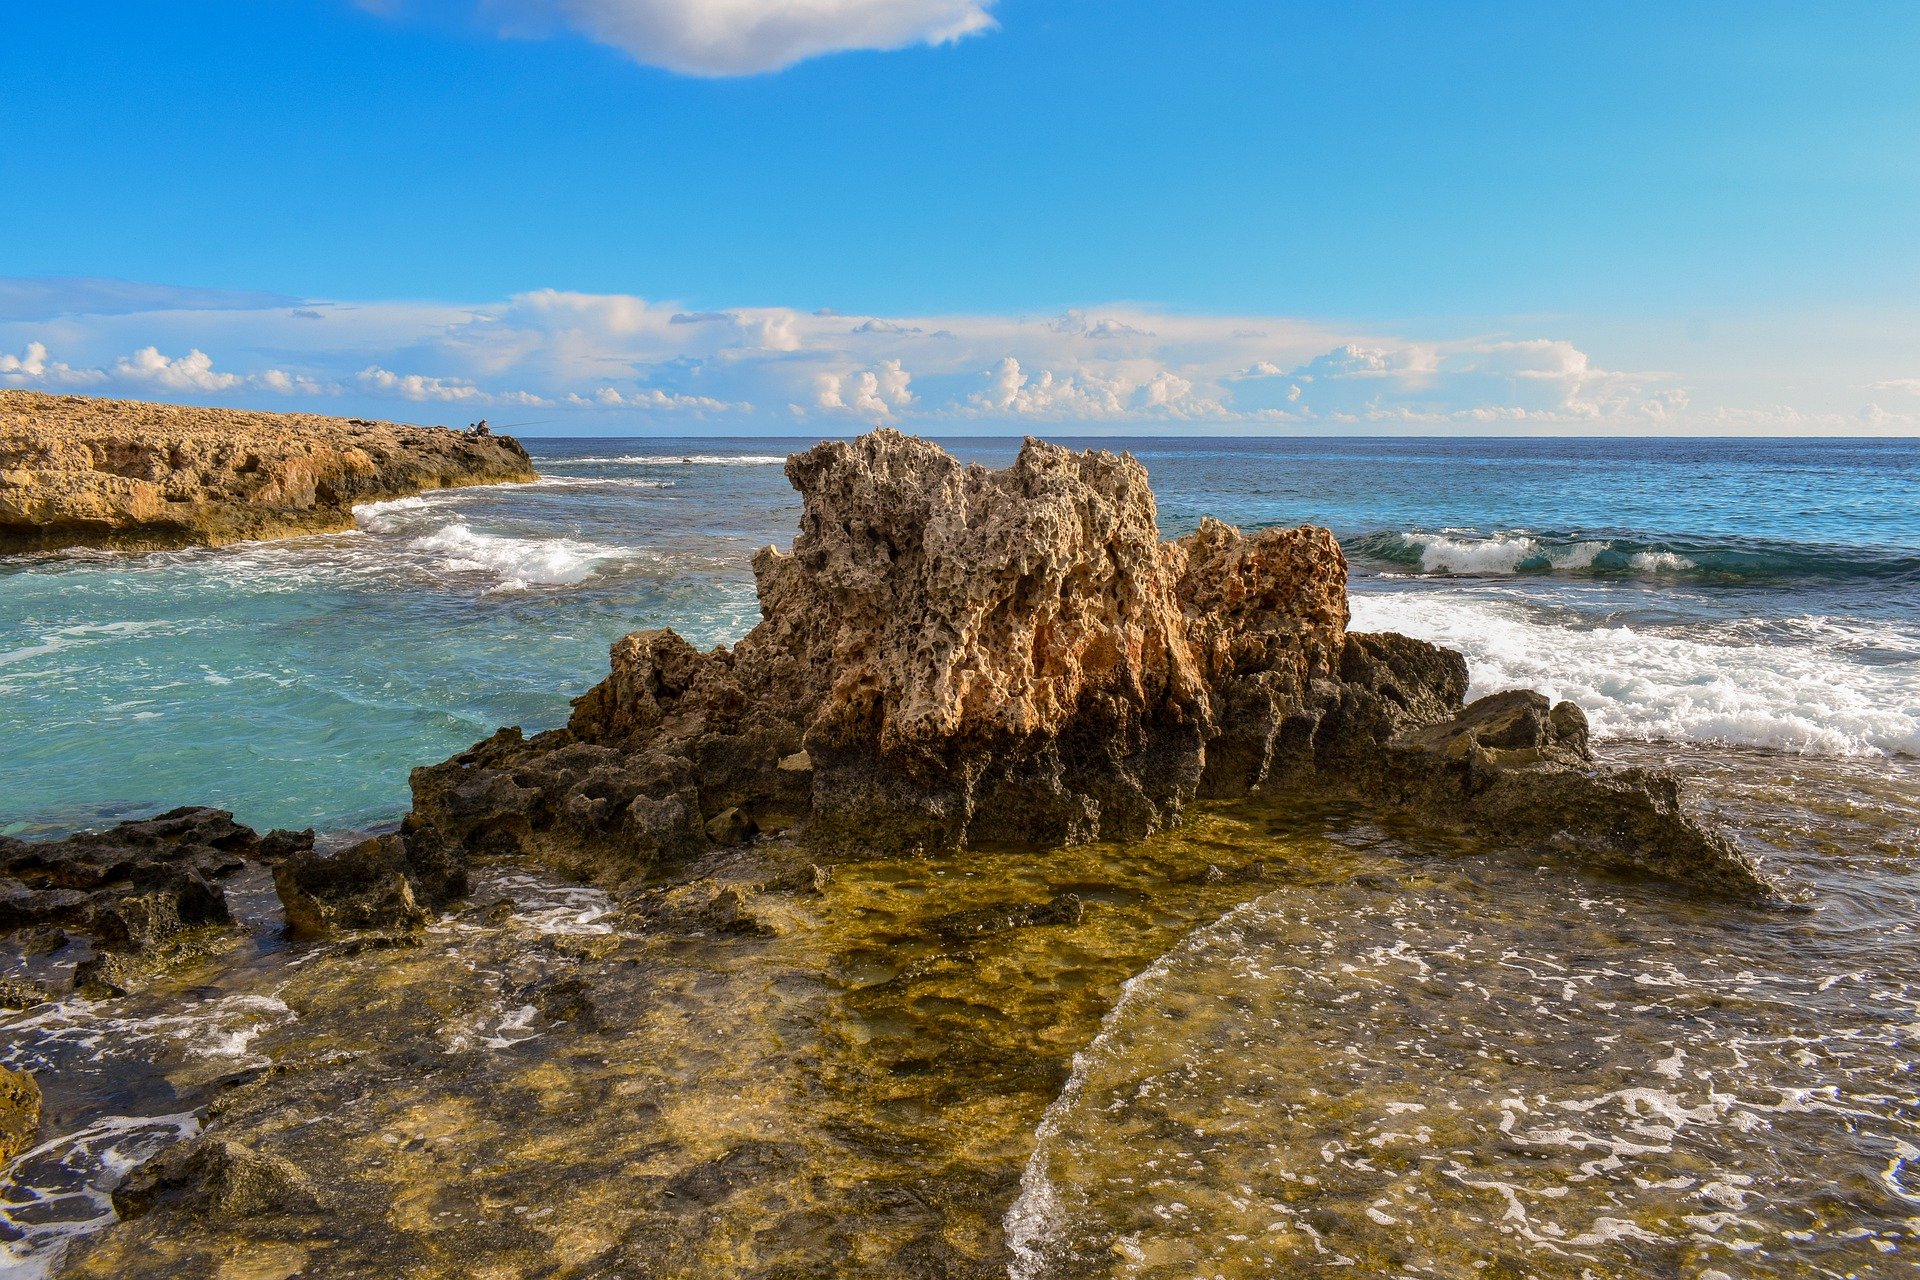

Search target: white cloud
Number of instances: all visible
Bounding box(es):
[426,0,997,76]
[564,386,747,412]
[816,358,912,419]
[113,347,243,392]
[356,365,554,408]
[971,356,1126,417]
[8,276,1915,433]
[0,342,50,379]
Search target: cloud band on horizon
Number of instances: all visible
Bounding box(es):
[2,278,1913,435]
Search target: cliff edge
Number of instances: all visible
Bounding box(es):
[0,390,536,553]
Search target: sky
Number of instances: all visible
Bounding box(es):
[2,1,1917,435]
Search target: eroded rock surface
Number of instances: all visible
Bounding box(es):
[0,806,312,992]
[0,390,534,553]
[403,430,1771,900]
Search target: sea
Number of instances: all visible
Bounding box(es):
[2,436,1917,1277]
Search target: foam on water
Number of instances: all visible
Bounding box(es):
[1007,803,1920,1278]
[546,453,787,467]
[407,522,627,591]
[1350,589,1920,756]
[0,1112,201,1280]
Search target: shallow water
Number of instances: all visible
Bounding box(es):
[1007,748,1920,1279]
[2,435,1918,1276]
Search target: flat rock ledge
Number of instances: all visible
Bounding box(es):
[0,390,534,553]
[359,428,1771,909]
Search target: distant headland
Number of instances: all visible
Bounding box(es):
[0,390,535,554]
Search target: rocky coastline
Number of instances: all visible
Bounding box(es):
[0,390,535,553]
[1,429,1784,1277]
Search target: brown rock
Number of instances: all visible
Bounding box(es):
[0,1065,39,1164]
[0,390,535,554]
[405,429,1773,900]
[272,830,467,938]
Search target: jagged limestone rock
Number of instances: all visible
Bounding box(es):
[112,1136,323,1220]
[272,829,467,938]
[399,429,1771,900]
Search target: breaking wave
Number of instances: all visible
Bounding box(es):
[1346,529,1920,584]
[1349,590,1920,757]
[407,523,629,591]
[541,453,787,467]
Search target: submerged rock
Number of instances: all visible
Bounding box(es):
[0,1065,39,1164]
[0,389,536,553]
[0,807,315,992]
[112,1136,323,1220]
[399,430,1768,899]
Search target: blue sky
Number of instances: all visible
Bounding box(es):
[3,1,1917,434]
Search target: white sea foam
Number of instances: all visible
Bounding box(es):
[0,1112,201,1279]
[544,453,786,466]
[1404,532,1542,574]
[1349,590,1920,756]
[1394,532,1696,577]
[1629,549,1696,574]
[408,523,625,591]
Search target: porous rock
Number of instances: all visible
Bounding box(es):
[272,828,467,937]
[402,430,1772,899]
[0,390,535,553]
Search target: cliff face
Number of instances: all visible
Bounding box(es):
[397,430,1773,902]
[0,390,535,553]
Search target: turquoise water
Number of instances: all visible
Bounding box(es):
[2,437,1917,835]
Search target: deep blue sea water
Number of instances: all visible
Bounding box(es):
[2,436,1916,836]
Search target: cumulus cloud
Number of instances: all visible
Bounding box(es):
[113,347,243,392]
[356,365,543,405]
[11,275,1912,433]
[816,359,912,419]
[413,0,997,76]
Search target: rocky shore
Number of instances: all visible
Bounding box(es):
[1,430,1785,1278]
[0,390,535,553]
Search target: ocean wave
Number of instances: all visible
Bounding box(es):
[537,453,787,467]
[409,523,628,591]
[1345,529,1918,583]
[1349,590,1920,757]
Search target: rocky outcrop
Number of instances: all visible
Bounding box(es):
[272,829,467,937]
[0,1065,39,1164]
[400,430,1771,901]
[0,807,313,992]
[0,390,535,553]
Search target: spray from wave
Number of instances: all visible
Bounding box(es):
[1349,590,1920,757]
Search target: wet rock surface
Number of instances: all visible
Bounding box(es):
[272,829,467,937]
[0,807,314,994]
[111,1135,323,1221]
[404,429,1769,900]
[0,390,535,553]
[0,1065,39,1164]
